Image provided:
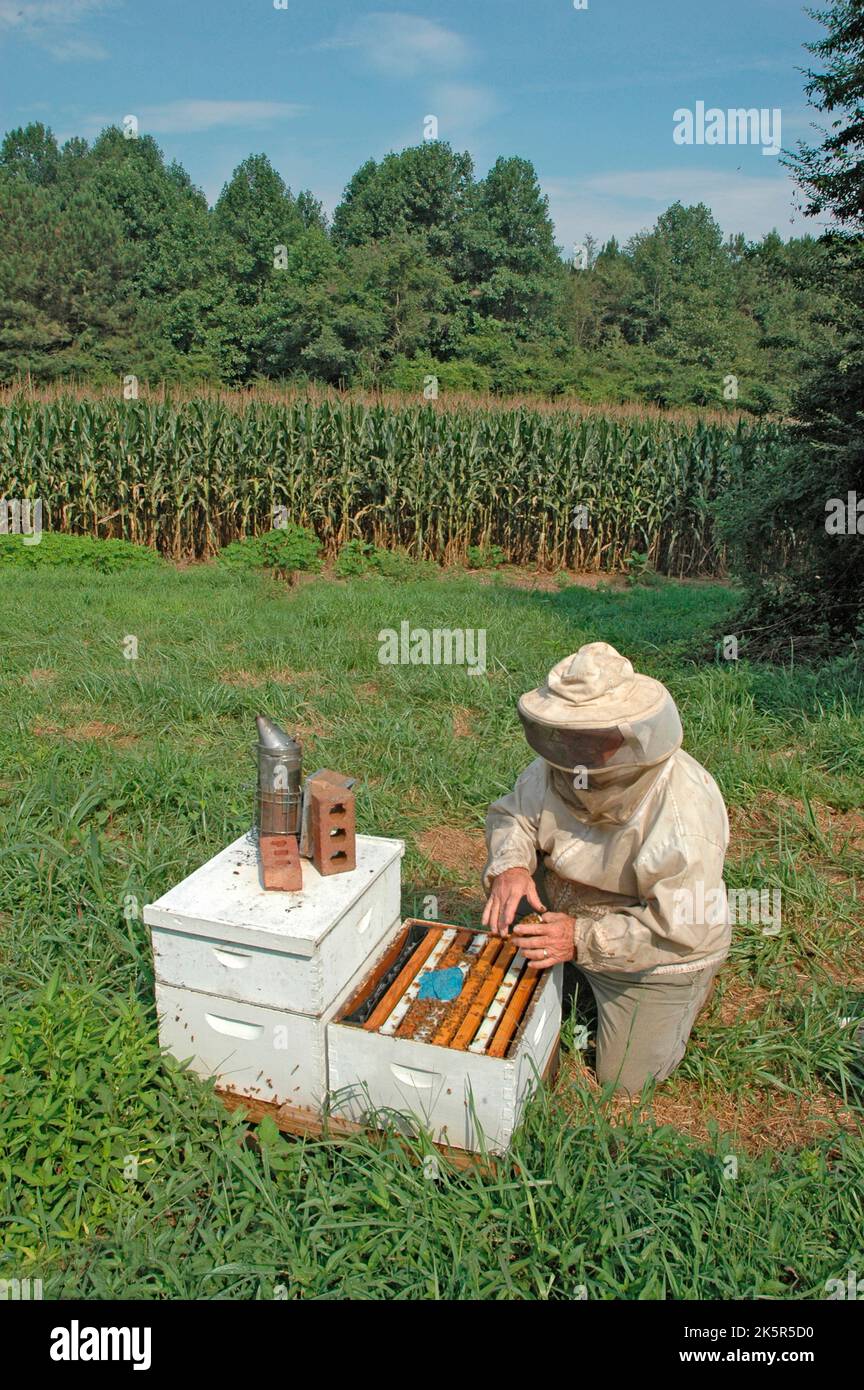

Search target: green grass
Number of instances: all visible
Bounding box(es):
[0,563,861,1298]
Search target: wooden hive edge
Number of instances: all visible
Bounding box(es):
[215,1041,560,1171]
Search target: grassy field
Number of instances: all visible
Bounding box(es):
[0,559,862,1298]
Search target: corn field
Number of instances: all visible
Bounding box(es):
[0,397,781,573]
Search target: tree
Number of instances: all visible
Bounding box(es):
[461,156,565,333]
[786,0,864,227]
[0,171,143,380]
[717,0,864,655]
[254,227,366,384]
[344,233,453,369]
[0,117,849,401]
[0,123,60,186]
[332,142,474,261]
[214,154,307,298]
[626,203,733,340]
[84,127,239,379]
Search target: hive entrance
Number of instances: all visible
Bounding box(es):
[338,919,542,1058]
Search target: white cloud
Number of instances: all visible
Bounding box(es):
[47,35,107,61]
[428,82,500,136]
[0,0,114,59]
[321,12,469,77]
[143,100,306,135]
[544,168,819,249]
[80,100,306,138]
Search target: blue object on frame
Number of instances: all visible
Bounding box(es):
[417,966,464,1001]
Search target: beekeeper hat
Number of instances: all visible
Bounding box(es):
[517,641,683,772]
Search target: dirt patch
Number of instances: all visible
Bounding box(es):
[730,797,864,863]
[462,568,555,593]
[219,668,313,689]
[713,979,776,1026]
[355,681,381,702]
[813,805,864,855]
[557,571,629,591]
[467,567,630,593]
[452,707,475,738]
[777,795,864,848]
[292,707,332,740]
[24,668,56,684]
[33,721,137,748]
[219,670,263,688]
[416,826,488,878]
[269,668,314,685]
[817,957,864,991]
[727,803,777,851]
[638,1081,860,1154]
[559,1054,860,1153]
[496,569,561,593]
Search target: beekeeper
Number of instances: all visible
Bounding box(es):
[482,642,730,1094]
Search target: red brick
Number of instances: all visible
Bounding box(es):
[309,781,356,875]
[260,833,303,891]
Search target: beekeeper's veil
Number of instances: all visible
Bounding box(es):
[517,642,683,824]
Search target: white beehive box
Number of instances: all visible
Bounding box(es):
[145,831,404,1015]
[327,924,563,1154]
[147,831,403,1113]
[153,980,331,1111]
[153,933,394,1111]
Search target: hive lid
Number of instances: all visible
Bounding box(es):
[143,831,404,956]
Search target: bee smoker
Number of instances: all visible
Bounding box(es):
[254,714,358,891]
[255,715,304,890]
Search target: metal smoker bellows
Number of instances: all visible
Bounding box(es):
[255,715,303,837]
[255,715,304,891]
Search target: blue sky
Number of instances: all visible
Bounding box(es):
[0,0,829,249]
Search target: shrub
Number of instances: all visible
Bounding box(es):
[334,539,374,577]
[713,245,864,660]
[0,533,161,571]
[368,546,436,581]
[334,540,436,581]
[466,544,506,569]
[624,551,664,587]
[217,525,322,578]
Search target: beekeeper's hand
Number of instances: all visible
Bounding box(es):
[482,867,544,935]
[511,912,576,968]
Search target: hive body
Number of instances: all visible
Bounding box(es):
[328,920,563,1153]
[145,831,403,1109]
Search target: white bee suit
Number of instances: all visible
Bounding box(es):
[484,643,731,978]
[484,751,731,976]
